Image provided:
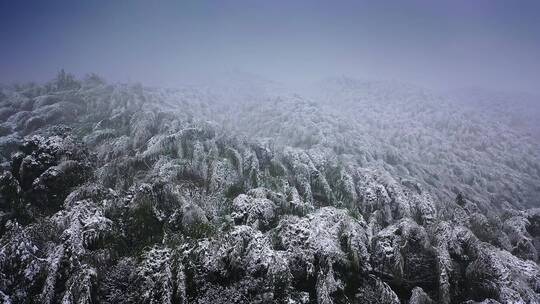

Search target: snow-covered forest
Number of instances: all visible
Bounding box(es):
[1,71,540,303]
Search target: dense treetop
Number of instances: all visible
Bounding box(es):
[0,72,539,303]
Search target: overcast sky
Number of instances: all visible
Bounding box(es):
[1,0,539,93]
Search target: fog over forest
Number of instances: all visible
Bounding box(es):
[1,1,540,303]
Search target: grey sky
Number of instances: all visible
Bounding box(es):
[1,0,539,93]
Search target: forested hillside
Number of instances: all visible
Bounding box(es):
[1,72,540,303]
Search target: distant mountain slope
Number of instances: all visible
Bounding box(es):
[234,77,540,209]
[1,73,540,303]
[448,87,540,140]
